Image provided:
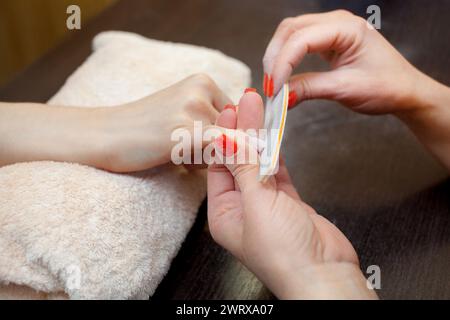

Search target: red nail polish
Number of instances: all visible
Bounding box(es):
[244,87,257,93]
[216,134,237,156]
[263,73,268,96]
[268,76,274,97]
[288,90,298,109]
[224,104,237,112]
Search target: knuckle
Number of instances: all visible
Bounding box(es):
[231,164,257,181]
[297,77,312,100]
[292,29,305,41]
[333,9,353,17]
[183,94,213,121]
[278,17,296,34]
[185,91,202,105]
[353,15,368,28]
[191,73,215,88]
[185,93,208,111]
[279,17,294,29]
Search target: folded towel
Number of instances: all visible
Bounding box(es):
[0,31,251,299]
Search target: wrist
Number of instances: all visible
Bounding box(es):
[92,103,168,172]
[394,74,450,170]
[270,262,378,300]
[86,105,143,172]
[395,71,449,124]
[61,107,115,170]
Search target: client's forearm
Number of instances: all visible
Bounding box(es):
[396,75,450,172]
[0,102,109,169]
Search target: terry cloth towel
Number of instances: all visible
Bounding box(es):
[0,31,251,299]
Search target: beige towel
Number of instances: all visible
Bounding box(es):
[0,31,251,299]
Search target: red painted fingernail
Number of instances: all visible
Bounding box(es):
[263,73,268,96]
[216,134,237,156]
[268,76,274,97]
[288,90,298,109]
[244,87,257,93]
[224,104,237,112]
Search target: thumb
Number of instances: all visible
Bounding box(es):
[288,71,343,108]
[214,132,274,195]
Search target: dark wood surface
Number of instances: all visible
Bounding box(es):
[1,0,449,300]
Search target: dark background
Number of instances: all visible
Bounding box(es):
[0,0,116,86]
[1,0,449,299]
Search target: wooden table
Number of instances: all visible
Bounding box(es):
[1,0,449,299]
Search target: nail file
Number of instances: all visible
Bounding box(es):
[259,83,289,181]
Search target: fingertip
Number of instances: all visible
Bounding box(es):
[216,108,237,128]
[288,90,298,109]
[262,73,275,97]
[271,57,293,96]
[262,51,273,76]
[237,92,264,131]
[271,72,283,97]
[263,73,268,96]
[224,104,237,112]
[239,91,264,106]
[214,133,238,157]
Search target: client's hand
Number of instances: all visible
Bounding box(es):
[0,74,232,172]
[207,91,378,299]
[100,74,231,172]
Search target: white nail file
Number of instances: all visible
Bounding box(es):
[259,83,289,182]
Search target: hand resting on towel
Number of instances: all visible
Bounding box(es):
[0,74,230,172]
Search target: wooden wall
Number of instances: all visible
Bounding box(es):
[0,0,116,86]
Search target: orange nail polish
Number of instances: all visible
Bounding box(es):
[288,90,298,109]
[268,76,274,97]
[224,104,237,112]
[263,73,268,96]
[216,134,237,156]
[244,87,257,93]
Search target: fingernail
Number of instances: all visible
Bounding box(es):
[215,134,237,157]
[224,104,237,112]
[244,87,257,94]
[288,90,298,109]
[263,73,268,96]
[268,75,274,97]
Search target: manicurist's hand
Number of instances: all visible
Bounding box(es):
[0,74,231,172]
[263,10,450,171]
[207,91,378,299]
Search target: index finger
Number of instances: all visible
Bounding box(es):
[271,23,344,94]
[263,13,329,74]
